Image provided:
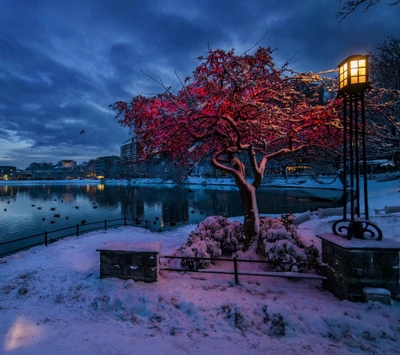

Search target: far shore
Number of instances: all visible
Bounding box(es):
[0,175,343,190]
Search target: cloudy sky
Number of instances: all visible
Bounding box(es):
[1,0,399,169]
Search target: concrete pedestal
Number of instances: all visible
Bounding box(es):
[317,233,400,302]
[97,242,161,282]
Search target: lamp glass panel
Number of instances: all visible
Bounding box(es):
[359,76,366,83]
[359,68,366,75]
[351,77,358,84]
[350,60,358,68]
[359,59,366,67]
[351,68,358,76]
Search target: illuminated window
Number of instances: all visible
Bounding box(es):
[338,55,369,93]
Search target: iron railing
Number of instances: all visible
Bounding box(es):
[0,217,150,258]
[160,255,326,284]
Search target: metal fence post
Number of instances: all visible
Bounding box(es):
[124,217,127,226]
[233,257,239,285]
[104,219,107,230]
[44,231,48,246]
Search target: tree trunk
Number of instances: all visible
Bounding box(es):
[211,152,262,247]
[235,179,260,248]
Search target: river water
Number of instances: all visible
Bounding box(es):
[0,183,342,255]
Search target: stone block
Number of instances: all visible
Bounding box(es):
[318,233,400,302]
[349,252,371,267]
[97,242,161,283]
[351,267,367,280]
[381,265,399,281]
[363,287,391,305]
[100,264,122,278]
[367,267,383,280]
[373,252,399,266]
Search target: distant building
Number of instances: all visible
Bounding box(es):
[58,160,77,169]
[95,156,121,179]
[120,138,139,165]
[120,138,149,178]
[80,160,97,179]
[0,166,16,180]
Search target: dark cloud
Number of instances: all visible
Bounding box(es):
[0,0,399,168]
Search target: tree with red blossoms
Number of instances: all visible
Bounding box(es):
[111,47,341,245]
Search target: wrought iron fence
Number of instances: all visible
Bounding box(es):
[159,255,326,284]
[0,217,150,258]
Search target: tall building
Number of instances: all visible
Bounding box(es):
[120,138,138,164]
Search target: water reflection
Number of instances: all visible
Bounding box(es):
[0,184,342,252]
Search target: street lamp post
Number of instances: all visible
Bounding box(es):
[332,54,382,240]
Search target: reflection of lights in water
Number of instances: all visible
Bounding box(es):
[85,185,97,194]
[4,316,46,351]
[62,193,74,203]
[97,184,104,191]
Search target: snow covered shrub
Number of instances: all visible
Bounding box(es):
[180,235,221,270]
[180,216,245,269]
[376,171,400,182]
[304,244,319,269]
[280,213,297,237]
[264,240,308,272]
[258,215,318,272]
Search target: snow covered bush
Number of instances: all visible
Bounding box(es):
[375,171,400,182]
[180,216,245,269]
[258,214,318,272]
[179,214,317,272]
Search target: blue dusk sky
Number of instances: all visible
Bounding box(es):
[1,0,399,169]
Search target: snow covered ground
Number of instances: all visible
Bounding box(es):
[0,178,399,354]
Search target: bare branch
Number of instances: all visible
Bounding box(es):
[336,0,399,21]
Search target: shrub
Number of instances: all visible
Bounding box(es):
[258,214,318,272]
[180,216,245,269]
[376,171,400,182]
[180,214,318,272]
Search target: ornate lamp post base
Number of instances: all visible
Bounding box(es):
[332,218,383,240]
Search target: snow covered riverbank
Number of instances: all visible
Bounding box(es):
[0,175,344,190]
[0,179,399,354]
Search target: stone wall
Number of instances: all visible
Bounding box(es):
[318,233,400,302]
[97,242,161,282]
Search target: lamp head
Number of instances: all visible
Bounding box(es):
[338,54,370,95]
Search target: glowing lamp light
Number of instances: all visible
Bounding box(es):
[338,54,369,94]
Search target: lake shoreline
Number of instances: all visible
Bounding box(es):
[0,176,343,190]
